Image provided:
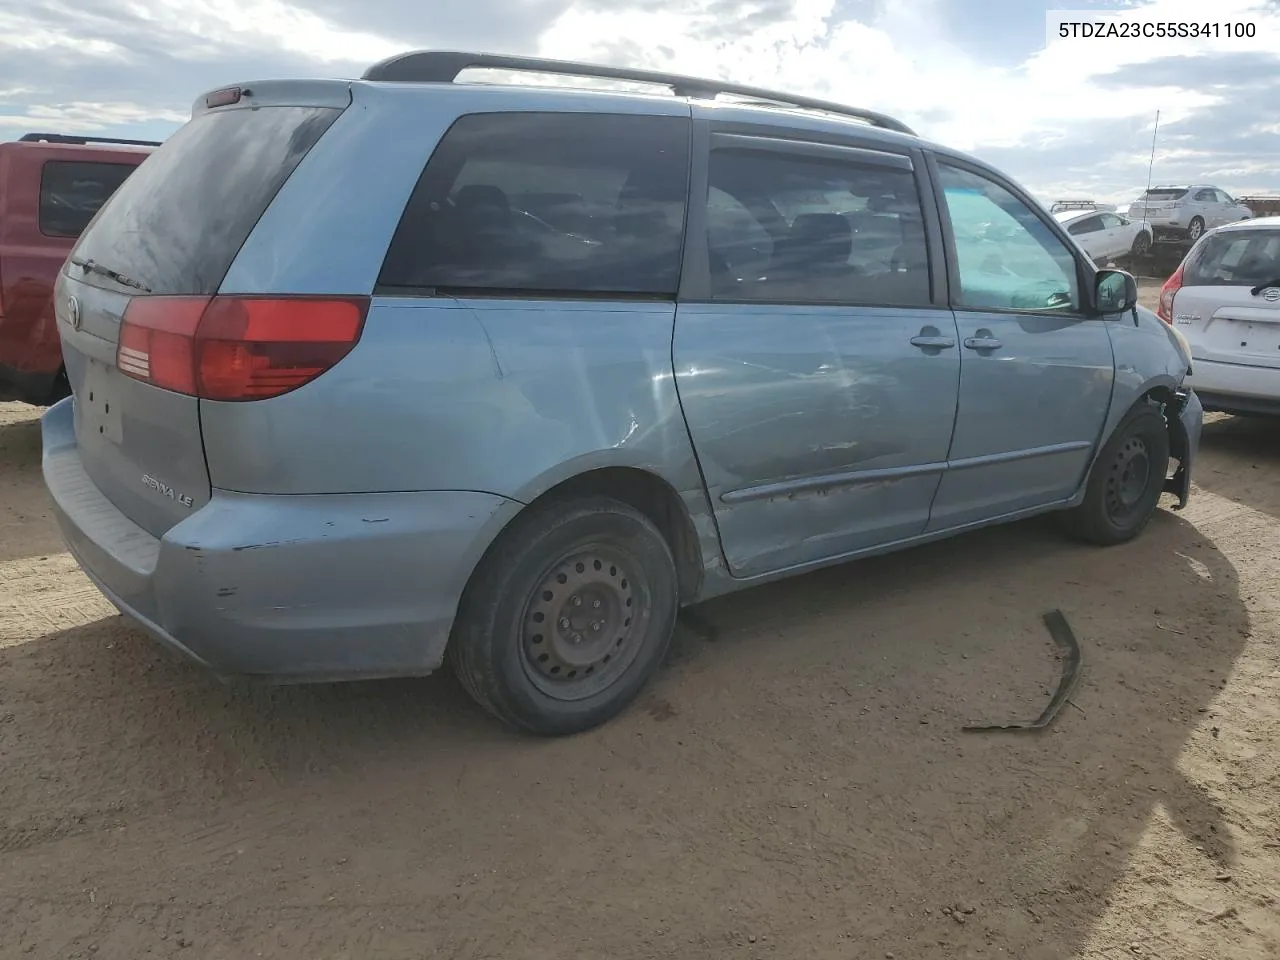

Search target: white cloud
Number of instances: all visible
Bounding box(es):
[0,0,400,64]
[0,101,188,131]
[534,0,1280,199]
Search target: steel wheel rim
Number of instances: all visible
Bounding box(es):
[1105,436,1151,524]
[520,545,649,701]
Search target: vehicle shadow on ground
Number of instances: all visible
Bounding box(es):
[0,408,65,565]
[0,500,1247,958]
[1196,414,1280,518]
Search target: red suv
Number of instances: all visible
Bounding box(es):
[0,132,156,405]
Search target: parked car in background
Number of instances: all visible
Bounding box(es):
[1128,184,1252,242]
[0,133,155,405]
[42,52,1202,736]
[1055,208,1153,263]
[1159,216,1280,414]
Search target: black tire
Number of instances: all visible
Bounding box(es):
[1130,230,1152,257]
[1061,401,1170,546]
[449,496,679,736]
[1187,216,1205,241]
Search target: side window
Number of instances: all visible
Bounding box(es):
[705,147,931,306]
[39,161,137,238]
[937,163,1080,313]
[1215,190,1234,205]
[1098,213,1123,229]
[1194,189,1216,202]
[379,113,691,296]
[1068,216,1102,235]
[707,186,773,283]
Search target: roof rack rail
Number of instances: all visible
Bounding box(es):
[361,51,916,137]
[18,132,161,147]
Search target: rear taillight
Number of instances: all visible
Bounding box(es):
[1156,264,1184,324]
[204,87,243,109]
[117,296,368,401]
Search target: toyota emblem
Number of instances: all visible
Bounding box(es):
[67,295,81,330]
[1263,287,1280,303]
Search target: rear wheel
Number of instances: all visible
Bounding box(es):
[1061,401,1170,545]
[1187,216,1205,241]
[450,496,679,735]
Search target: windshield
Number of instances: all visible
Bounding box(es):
[1184,230,1280,287]
[1141,188,1188,202]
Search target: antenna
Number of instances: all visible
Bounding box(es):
[1141,109,1160,234]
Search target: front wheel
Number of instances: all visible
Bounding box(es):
[449,496,679,735]
[1061,401,1170,546]
[1130,230,1152,257]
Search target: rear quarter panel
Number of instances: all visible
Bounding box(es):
[201,297,709,508]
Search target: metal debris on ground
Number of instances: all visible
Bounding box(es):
[962,609,1083,733]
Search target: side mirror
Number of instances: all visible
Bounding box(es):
[1095,268,1138,314]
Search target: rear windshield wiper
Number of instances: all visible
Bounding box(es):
[1250,278,1280,296]
[69,256,152,294]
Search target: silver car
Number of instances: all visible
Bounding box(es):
[1160,216,1280,414]
[42,52,1203,735]
[1128,184,1252,242]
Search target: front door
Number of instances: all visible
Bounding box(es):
[1066,214,1105,261]
[925,159,1115,532]
[1096,213,1129,260]
[674,132,959,578]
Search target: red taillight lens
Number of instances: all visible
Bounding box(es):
[116,297,208,394]
[116,296,368,401]
[1157,264,1184,324]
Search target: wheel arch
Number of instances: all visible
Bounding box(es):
[1075,375,1178,496]
[464,464,708,609]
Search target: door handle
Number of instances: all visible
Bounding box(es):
[963,337,1002,350]
[910,335,955,348]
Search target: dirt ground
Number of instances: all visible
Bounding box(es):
[2,283,1278,959]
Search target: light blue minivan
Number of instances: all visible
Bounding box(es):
[42,52,1202,734]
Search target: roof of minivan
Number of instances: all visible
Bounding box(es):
[353,75,942,156]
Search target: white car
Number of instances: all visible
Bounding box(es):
[1128,184,1252,242]
[1160,216,1280,414]
[1055,209,1153,263]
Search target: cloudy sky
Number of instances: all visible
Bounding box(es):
[2,0,1277,203]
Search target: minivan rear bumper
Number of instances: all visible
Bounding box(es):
[41,396,520,680]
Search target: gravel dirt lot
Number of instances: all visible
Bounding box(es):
[2,281,1278,959]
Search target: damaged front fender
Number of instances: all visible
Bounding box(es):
[1163,388,1203,510]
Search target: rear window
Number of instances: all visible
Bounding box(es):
[70,106,340,296]
[379,112,691,297]
[1142,188,1188,201]
[1184,230,1280,286]
[39,161,137,238]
